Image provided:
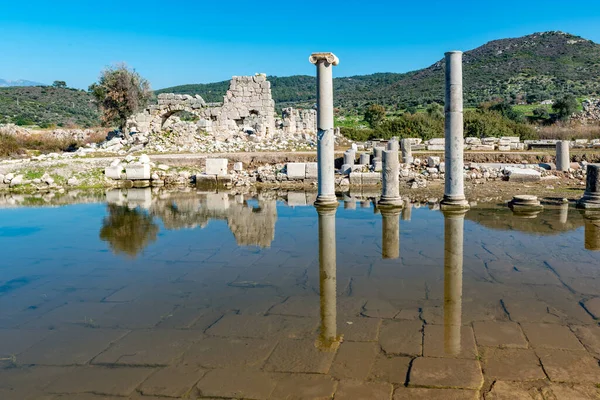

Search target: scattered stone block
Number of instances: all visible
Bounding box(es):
[349,172,362,185]
[233,162,243,171]
[125,164,150,180]
[205,158,228,175]
[505,168,541,182]
[361,172,381,185]
[305,162,318,179]
[286,162,306,179]
[408,358,483,389]
[105,165,123,179]
[427,144,445,151]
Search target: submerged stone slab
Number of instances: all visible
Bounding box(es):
[205,158,228,175]
[520,323,584,350]
[481,347,546,381]
[334,380,393,400]
[408,357,483,389]
[270,374,337,399]
[379,320,422,356]
[368,355,411,384]
[472,321,528,348]
[138,365,207,398]
[196,368,276,399]
[329,342,378,380]
[537,349,600,383]
[45,366,154,396]
[264,338,336,373]
[125,164,150,180]
[393,387,478,399]
[423,325,478,359]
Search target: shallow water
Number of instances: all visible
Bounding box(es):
[1,189,600,399]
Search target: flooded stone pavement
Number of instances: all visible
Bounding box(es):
[1,189,600,399]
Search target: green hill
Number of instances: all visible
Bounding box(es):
[157,31,600,111]
[0,86,99,128]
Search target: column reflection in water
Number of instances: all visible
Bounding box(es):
[558,202,569,224]
[316,205,341,349]
[582,211,600,251]
[380,207,402,259]
[443,210,467,356]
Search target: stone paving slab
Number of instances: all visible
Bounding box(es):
[334,380,394,400]
[520,323,585,350]
[92,329,198,366]
[0,329,51,356]
[329,341,378,380]
[408,357,483,389]
[485,381,541,399]
[196,368,276,399]
[0,366,74,400]
[583,297,600,319]
[205,314,318,339]
[338,317,381,341]
[480,347,546,381]
[379,320,422,356]
[570,325,600,358]
[393,387,478,399]
[268,296,319,317]
[264,339,336,374]
[17,328,128,366]
[542,383,600,399]
[44,366,155,396]
[472,321,528,348]
[368,355,411,384]
[138,365,207,397]
[182,336,276,369]
[269,373,337,399]
[19,302,117,329]
[92,301,177,329]
[423,324,478,359]
[536,349,600,384]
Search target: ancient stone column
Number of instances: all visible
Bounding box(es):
[381,207,401,259]
[359,153,370,165]
[443,210,466,356]
[310,53,339,207]
[441,51,469,210]
[577,164,600,209]
[379,139,402,206]
[401,138,413,164]
[556,141,570,172]
[316,205,339,349]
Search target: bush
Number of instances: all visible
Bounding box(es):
[339,126,374,142]
[0,134,21,157]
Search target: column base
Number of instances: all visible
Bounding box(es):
[378,196,403,208]
[440,196,470,210]
[577,193,600,209]
[314,195,338,209]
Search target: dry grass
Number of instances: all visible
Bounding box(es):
[0,129,107,157]
[537,122,600,140]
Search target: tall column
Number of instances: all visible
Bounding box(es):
[381,207,401,259]
[443,210,466,356]
[310,53,339,207]
[577,164,600,209]
[402,198,412,221]
[316,205,340,349]
[556,141,570,172]
[401,138,413,164]
[441,51,469,210]
[379,138,402,206]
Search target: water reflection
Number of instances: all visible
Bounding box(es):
[316,205,340,350]
[442,210,466,356]
[582,210,600,251]
[380,206,402,259]
[99,204,159,257]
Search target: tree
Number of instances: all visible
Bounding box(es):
[363,104,386,128]
[52,80,67,88]
[532,107,550,119]
[89,63,152,131]
[489,101,524,123]
[426,102,443,119]
[552,95,579,121]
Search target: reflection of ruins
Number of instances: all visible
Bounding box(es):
[106,189,278,248]
[380,207,402,259]
[443,210,466,356]
[581,210,600,251]
[316,205,340,350]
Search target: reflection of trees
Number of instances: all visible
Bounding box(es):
[99,205,159,257]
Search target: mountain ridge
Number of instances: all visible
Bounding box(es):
[0,79,46,87]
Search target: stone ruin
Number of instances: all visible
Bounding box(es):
[572,98,600,123]
[126,74,316,141]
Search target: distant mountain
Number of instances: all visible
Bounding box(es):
[0,79,46,87]
[156,31,600,110]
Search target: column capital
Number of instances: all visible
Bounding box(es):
[445,50,463,56]
[309,52,339,66]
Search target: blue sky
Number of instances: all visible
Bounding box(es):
[1,0,599,90]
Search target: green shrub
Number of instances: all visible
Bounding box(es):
[0,134,21,157]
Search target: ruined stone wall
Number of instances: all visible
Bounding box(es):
[126,74,316,142]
